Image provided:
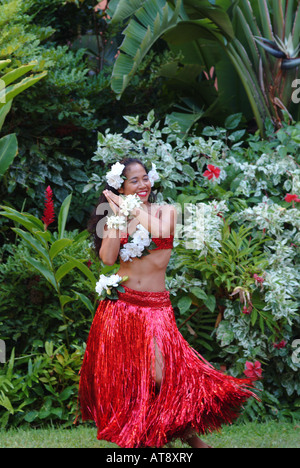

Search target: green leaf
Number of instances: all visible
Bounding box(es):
[177,296,192,315]
[56,257,96,287]
[72,290,95,315]
[190,287,208,300]
[1,62,40,88]
[251,308,258,326]
[111,0,182,96]
[59,387,74,402]
[204,295,216,313]
[0,206,44,232]
[59,295,75,307]
[25,257,58,292]
[225,113,243,129]
[0,101,12,132]
[58,194,72,239]
[12,228,51,267]
[0,72,47,106]
[55,261,77,283]
[49,238,73,260]
[0,134,18,176]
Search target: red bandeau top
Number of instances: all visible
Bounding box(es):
[120,233,174,250]
[119,206,174,250]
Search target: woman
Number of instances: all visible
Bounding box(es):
[79,158,258,449]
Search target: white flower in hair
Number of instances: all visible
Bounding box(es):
[105,162,125,189]
[148,163,160,187]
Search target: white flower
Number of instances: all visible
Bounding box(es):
[105,162,125,189]
[119,224,151,262]
[95,274,123,296]
[106,215,127,230]
[148,163,160,187]
[120,242,144,262]
[120,194,142,216]
[132,224,151,247]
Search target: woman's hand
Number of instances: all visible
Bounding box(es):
[103,190,122,215]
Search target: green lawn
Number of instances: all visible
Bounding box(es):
[0,422,299,448]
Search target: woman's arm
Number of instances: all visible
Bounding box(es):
[103,190,177,239]
[131,204,177,238]
[99,225,121,265]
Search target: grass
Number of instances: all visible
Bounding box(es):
[0,421,299,448]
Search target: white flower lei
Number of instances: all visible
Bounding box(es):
[120,224,152,262]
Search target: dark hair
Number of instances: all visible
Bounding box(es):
[87,158,157,257]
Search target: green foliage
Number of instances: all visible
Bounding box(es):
[0,59,46,178]
[108,0,300,133]
[0,194,98,347]
[0,342,83,428]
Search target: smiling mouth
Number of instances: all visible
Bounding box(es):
[137,191,148,197]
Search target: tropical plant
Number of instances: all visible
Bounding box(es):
[0,342,84,427]
[0,59,46,177]
[0,190,98,347]
[107,0,300,134]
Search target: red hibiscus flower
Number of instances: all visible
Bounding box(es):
[42,186,55,230]
[284,194,300,208]
[244,361,262,380]
[203,164,221,180]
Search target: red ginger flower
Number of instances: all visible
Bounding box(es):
[42,186,55,230]
[203,164,221,180]
[273,340,287,349]
[244,361,262,380]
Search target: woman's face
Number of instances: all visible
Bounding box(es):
[118,163,152,202]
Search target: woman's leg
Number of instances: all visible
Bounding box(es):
[185,433,212,448]
[153,341,211,448]
[154,338,164,390]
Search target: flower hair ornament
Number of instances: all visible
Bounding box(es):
[105,162,125,189]
[105,161,160,190]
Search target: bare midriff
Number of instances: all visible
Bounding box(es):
[117,248,172,292]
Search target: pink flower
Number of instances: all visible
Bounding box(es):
[42,186,55,230]
[244,361,262,380]
[273,340,287,349]
[242,306,251,315]
[203,165,221,180]
[253,273,265,290]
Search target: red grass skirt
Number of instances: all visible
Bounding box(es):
[79,286,258,448]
